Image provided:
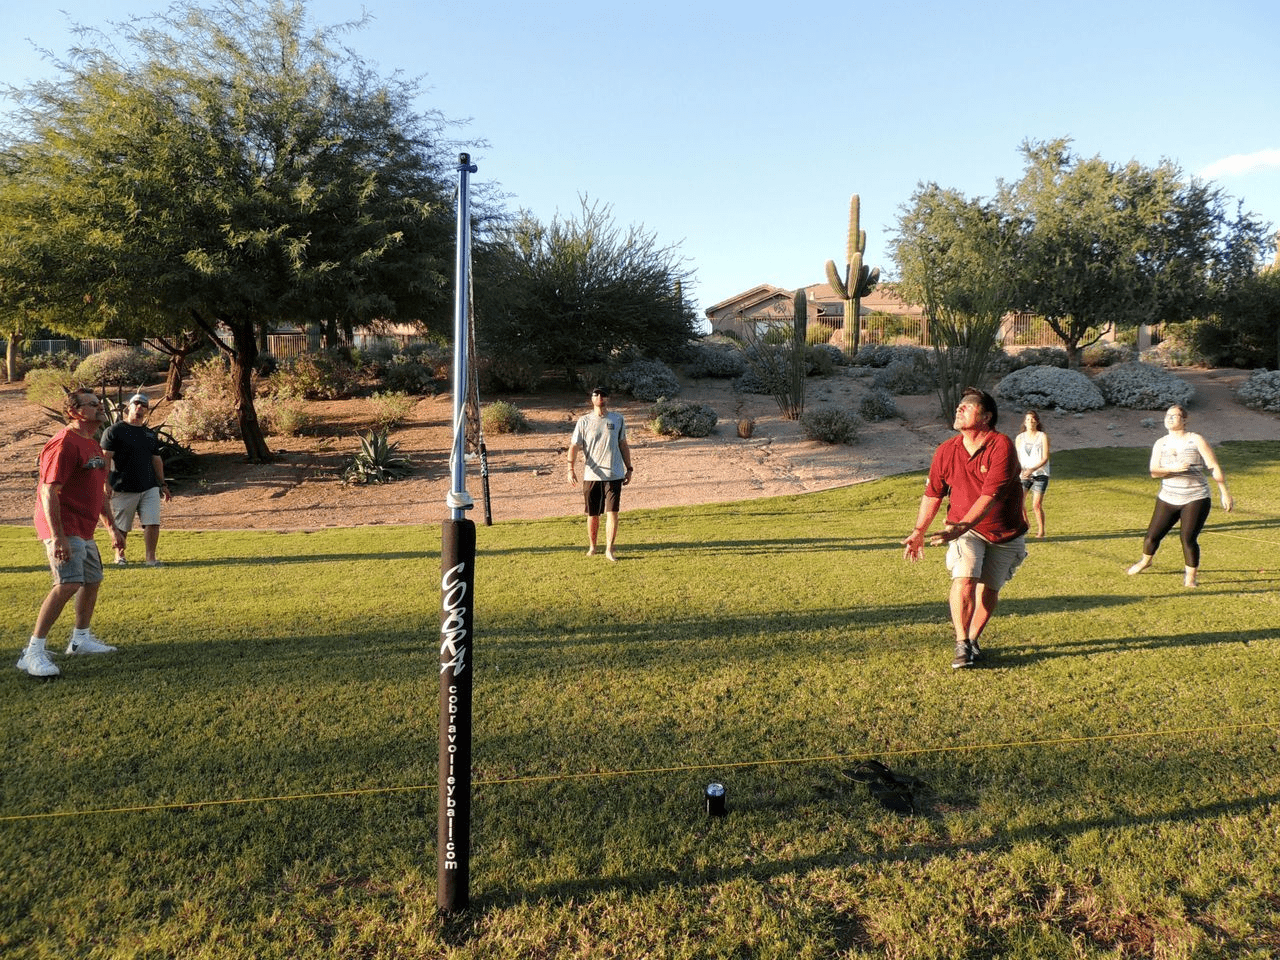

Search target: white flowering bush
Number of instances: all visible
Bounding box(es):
[1237,369,1280,413]
[614,359,681,402]
[1095,362,1194,409]
[995,365,1105,412]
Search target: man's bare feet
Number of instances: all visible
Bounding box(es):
[604,551,617,562]
[586,546,597,556]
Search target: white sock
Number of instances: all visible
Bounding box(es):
[27,636,47,653]
[72,627,91,640]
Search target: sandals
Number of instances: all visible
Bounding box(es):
[841,759,923,814]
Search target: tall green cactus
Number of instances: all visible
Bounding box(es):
[824,194,881,358]
[789,288,807,419]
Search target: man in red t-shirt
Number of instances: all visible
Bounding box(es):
[902,388,1028,669]
[17,389,125,678]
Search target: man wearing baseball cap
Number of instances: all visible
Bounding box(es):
[567,386,633,561]
[101,393,172,567]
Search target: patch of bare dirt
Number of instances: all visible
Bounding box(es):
[1,366,1275,531]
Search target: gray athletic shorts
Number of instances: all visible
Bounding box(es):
[945,530,1027,591]
[44,536,104,586]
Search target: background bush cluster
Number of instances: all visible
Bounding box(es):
[646,399,717,438]
[995,365,1106,411]
[1094,361,1194,409]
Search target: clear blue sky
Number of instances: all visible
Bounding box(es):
[4,0,1278,320]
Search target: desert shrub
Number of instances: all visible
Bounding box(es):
[647,399,718,438]
[74,347,160,388]
[614,359,680,402]
[342,429,412,485]
[268,351,360,400]
[851,344,931,369]
[481,400,530,434]
[800,408,860,444]
[1095,361,1194,409]
[1146,324,1201,367]
[168,357,242,441]
[379,356,441,396]
[735,344,790,396]
[257,397,314,437]
[22,349,80,371]
[24,367,78,412]
[1002,346,1069,372]
[1237,369,1280,413]
[806,344,841,377]
[872,358,933,395]
[368,390,416,430]
[401,338,452,375]
[682,342,746,379]
[1081,341,1135,368]
[477,354,544,394]
[806,324,834,346]
[995,365,1105,412]
[357,341,400,377]
[859,387,898,421]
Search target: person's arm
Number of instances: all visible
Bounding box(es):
[153,453,172,502]
[101,449,115,497]
[928,493,999,546]
[567,441,581,486]
[1194,434,1233,511]
[40,482,70,562]
[619,437,633,485]
[902,495,943,561]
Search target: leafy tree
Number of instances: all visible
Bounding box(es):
[999,138,1269,367]
[2,0,460,460]
[1199,239,1280,368]
[476,197,697,378]
[892,184,1012,419]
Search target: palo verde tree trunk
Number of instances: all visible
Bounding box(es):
[228,319,273,463]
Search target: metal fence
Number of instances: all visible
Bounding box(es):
[26,338,132,357]
[859,312,1067,350]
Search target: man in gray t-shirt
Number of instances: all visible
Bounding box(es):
[567,387,633,561]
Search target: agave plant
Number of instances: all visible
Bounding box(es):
[342,429,413,485]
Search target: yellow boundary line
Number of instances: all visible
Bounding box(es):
[3,720,1276,824]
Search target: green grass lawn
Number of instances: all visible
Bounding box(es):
[2,442,1279,959]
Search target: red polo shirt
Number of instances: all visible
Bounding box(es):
[34,428,107,540]
[924,431,1027,544]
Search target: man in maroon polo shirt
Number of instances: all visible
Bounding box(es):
[16,389,124,678]
[902,387,1028,669]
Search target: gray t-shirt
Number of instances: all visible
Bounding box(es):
[570,412,627,481]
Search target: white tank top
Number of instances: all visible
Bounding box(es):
[1156,434,1210,505]
[1017,432,1049,477]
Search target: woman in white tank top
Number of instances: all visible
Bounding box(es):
[1015,411,1051,539]
[1127,405,1234,588]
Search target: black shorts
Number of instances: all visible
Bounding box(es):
[583,479,623,516]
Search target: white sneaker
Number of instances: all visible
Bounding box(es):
[16,646,61,677]
[66,634,117,655]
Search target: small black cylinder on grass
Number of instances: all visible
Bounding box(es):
[705,782,727,817]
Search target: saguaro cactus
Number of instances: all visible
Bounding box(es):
[824,194,881,358]
[789,288,807,419]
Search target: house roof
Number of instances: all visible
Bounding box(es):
[704,284,791,317]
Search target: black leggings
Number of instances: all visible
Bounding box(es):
[1142,497,1211,567]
